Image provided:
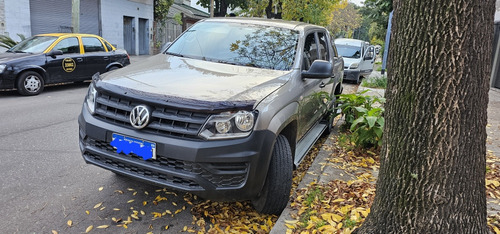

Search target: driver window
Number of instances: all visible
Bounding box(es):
[303,33,317,71]
[52,37,80,54]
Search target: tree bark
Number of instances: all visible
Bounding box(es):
[355,0,494,233]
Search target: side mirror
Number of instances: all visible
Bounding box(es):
[47,50,63,58]
[364,47,374,60]
[302,60,333,79]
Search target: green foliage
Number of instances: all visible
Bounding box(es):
[173,13,183,25]
[0,34,25,49]
[154,0,174,22]
[361,76,387,89]
[282,0,343,26]
[305,187,324,206]
[197,0,248,16]
[343,216,357,228]
[328,3,361,37]
[336,90,385,148]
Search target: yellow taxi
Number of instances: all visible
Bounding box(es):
[0,33,130,95]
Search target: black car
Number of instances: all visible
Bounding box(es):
[0,33,130,95]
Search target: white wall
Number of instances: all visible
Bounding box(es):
[100,0,153,55]
[4,0,31,39]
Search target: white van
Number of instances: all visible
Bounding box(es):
[334,39,375,83]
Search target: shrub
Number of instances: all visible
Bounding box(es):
[0,34,25,49]
[336,90,385,148]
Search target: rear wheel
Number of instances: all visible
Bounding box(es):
[17,71,44,96]
[108,66,120,71]
[252,135,293,215]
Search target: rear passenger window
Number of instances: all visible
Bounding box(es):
[82,37,105,53]
[52,37,80,54]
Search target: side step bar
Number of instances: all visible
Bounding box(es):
[294,122,327,166]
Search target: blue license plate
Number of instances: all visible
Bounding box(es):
[110,133,156,160]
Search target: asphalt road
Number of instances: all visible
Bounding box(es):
[0,83,195,233]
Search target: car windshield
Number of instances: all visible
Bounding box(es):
[8,36,57,53]
[166,21,299,71]
[336,44,361,59]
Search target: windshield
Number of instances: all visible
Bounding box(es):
[166,21,299,71]
[336,44,361,59]
[8,36,57,53]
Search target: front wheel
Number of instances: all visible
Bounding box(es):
[252,135,293,215]
[17,71,44,96]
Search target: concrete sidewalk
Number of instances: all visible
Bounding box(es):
[271,82,500,233]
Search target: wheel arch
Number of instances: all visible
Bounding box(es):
[266,102,299,166]
[106,62,123,71]
[14,67,48,89]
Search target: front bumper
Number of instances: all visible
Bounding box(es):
[343,69,360,81]
[78,105,276,201]
[0,73,15,90]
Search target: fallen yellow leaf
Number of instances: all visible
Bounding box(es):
[93,202,102,209]
[98,187,104,191]
[85,225,93,233]
[85,210,90,215]
[96,225,109,229]
[67,220,72,227]
[127,200,134,203]
[52,230,58,234]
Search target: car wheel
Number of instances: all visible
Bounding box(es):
[108,66,120,71]
[17,71,44,96]
[252,135,293,215]
[355,75,361,84]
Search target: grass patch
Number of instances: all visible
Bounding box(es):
[361,75,387,89]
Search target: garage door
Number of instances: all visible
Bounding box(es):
[30,0,99,35]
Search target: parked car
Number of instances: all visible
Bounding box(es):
[78,18,343,215]
[0,33,130,95]
[335,38,375,83]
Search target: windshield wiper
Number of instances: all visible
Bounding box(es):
[165,52,184,57]
[12,50,26,53]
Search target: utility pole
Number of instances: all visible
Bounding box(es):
[210,0,214,17]
[71,0,80,33]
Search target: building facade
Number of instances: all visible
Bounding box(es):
[0,0,153,55]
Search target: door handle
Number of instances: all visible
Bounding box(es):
[76,58,83,62]
[319,82,326,88]
[103,56,109,60]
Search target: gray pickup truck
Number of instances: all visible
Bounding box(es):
[78,17,343,215]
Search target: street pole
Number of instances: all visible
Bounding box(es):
[71,0,80,33]
[210,0,214,17]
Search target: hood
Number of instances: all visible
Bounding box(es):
[342,57,361,68]
[99,54,291,108]
[0,52,41,63]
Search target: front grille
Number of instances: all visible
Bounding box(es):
[86,138,248,189]
[94,93,209,139]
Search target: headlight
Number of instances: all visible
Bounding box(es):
[199,110,256,140]
[85,83,98,114]
[0,64,6,73]
[349,63,359,69]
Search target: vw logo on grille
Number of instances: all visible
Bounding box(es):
[130,105,151,129]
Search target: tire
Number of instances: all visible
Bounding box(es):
[17,71,44,96]
[252,135,293,215]
[108,66,120,71]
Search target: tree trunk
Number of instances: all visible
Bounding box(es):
[355,0,494,233]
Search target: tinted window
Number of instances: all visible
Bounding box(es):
[52,37,80,54]
[82,37,105,53]
[167,21,299,71]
